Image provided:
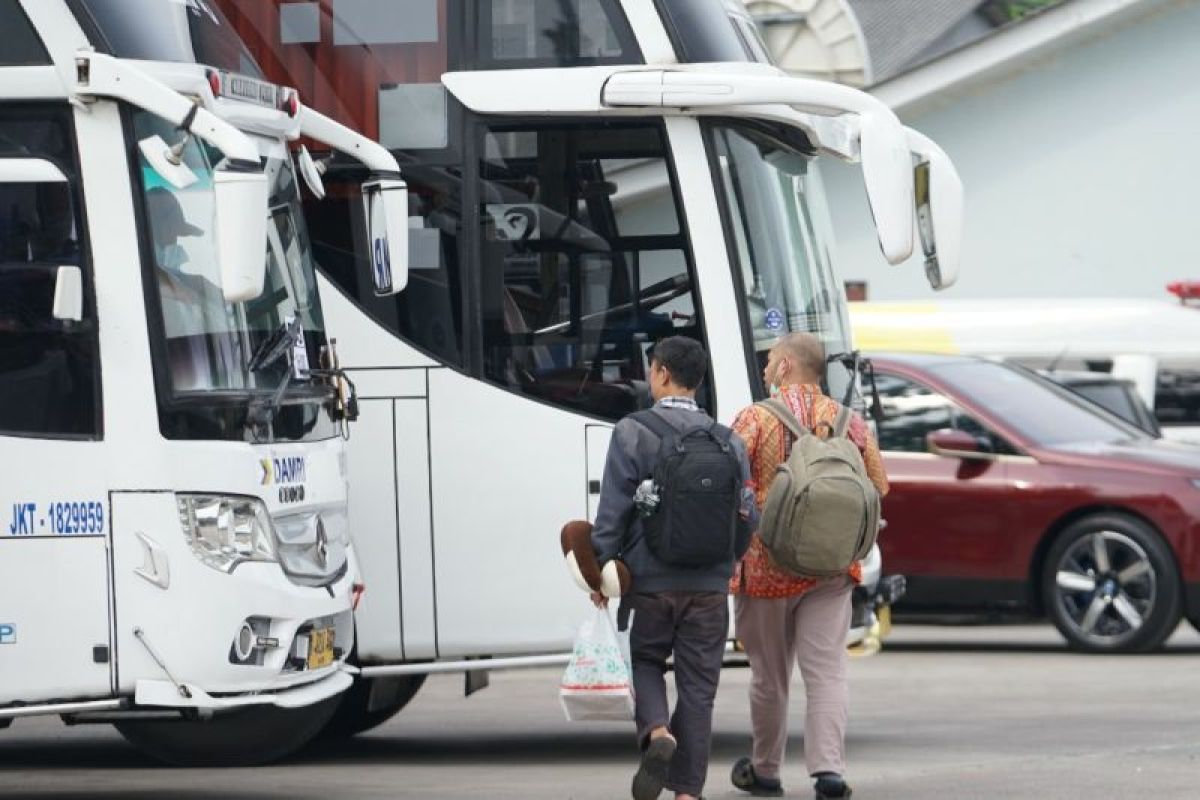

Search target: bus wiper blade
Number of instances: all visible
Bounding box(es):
[248,372,293,430]
[248,318,302,373]
[247,318,303,430]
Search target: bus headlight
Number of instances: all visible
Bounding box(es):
[177,495,277,573]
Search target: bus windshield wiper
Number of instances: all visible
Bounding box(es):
[247,318,304,430]
[248,317,302,373]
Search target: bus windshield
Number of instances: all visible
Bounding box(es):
[707,122,855,401]
[134,111,327,405]
[73,0,263,77]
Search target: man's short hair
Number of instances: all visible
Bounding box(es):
[777,332,826,378]
[650,336,708,390]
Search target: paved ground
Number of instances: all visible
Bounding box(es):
[3,623,1200,799]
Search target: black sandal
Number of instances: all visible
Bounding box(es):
[730,757,784,797]
[631,735,677,800]
[814,773,853,799]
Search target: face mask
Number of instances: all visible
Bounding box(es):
[766,360,782,396]
[157,243,187,272]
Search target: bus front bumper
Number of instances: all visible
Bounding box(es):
[133,665,353,711]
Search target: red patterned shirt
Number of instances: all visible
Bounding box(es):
[730,384,889,599]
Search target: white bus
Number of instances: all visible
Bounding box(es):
[849,298,1200,444]
[0,0,409,764]
[216,0,963,734]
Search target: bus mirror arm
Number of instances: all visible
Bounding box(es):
[602,70,914,266]
[294,105,400,176]
[294,105,409,295]
[73,52,260,165]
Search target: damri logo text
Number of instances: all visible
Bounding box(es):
[260,456,308,504]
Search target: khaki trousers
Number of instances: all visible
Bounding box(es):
[734,576,853,780]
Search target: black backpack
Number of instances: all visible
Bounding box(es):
[628,409,743,567]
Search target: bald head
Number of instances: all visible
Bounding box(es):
[765,332,825,388]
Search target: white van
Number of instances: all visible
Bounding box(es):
[849,298,1200,444]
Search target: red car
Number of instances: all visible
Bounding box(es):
[868,353,1200,652]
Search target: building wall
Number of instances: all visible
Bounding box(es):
[822,0,1200,301]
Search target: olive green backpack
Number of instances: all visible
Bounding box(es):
[756,398,881,578]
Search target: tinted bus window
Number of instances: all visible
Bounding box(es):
[653,0,769,64]
[0,0,51,66]
[478,122,707,421]
[309,162,467,368]
[0,105,100,438]
[479,0,641,68]
[72,0,264,77]
[213,0,452,147]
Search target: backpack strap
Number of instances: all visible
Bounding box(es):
[618,410,676,561]
[832,405,853,438]
[631,408,718,442]
[708,421,733,451]
[757,398,806,440]
[630,408,681,443]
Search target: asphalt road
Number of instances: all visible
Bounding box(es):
[3,623,1200,799]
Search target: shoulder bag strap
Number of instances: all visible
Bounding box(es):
[832,405,853,439]
[757,398,806,440]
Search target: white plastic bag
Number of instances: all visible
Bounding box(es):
[559,606,635,722]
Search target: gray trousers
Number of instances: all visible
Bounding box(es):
[629,591,729,797]
[735,576,854,780]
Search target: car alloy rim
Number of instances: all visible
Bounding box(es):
[1053,530,1156,645]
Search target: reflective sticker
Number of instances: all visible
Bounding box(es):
[372,234,393,294]
[487,204,540,241]
[765,307,785,331]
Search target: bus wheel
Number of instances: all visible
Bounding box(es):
[115,696,340,766]
[321,675,426,739]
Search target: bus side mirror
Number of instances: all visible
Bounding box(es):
[362,177,409,296]
[213,169,270,303]
[857,114,918,266]
[297,145,327,200]
[907,129,963,290]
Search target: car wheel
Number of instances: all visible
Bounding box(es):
[1042,513,1182,653]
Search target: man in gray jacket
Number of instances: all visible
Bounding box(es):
[591,336,756,800]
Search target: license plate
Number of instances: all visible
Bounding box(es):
[219,70,279,108]
[306,626,335,670]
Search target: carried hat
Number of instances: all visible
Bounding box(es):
[560,520,631,598]
[146,186,203,238]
